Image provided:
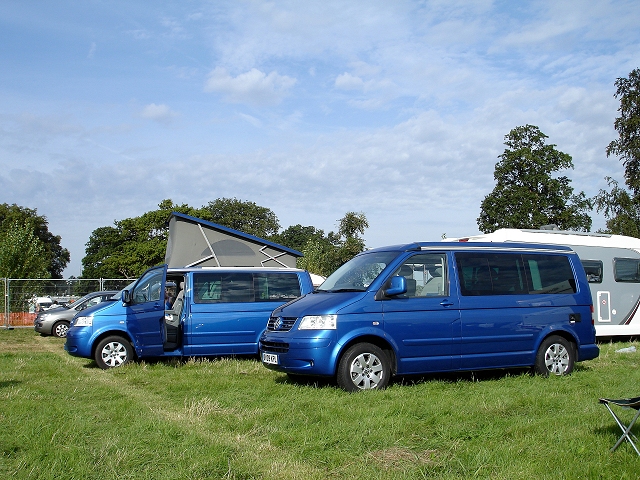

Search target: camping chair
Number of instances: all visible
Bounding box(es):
[599,396,640,456]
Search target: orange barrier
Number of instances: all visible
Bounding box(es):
[5,312,37,327]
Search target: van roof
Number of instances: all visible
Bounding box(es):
[167,266,306,274]
[364,241,575,254]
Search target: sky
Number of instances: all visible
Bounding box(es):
[1,0,639,278]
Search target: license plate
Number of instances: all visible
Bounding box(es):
[262,353,278,365]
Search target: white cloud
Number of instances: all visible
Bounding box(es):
[204,67,297,106]
[334,73,364,91]
[139,103,178,124]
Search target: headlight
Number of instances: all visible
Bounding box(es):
[74,316,93,327]
[41,313,52,321]
[298,314,337,330]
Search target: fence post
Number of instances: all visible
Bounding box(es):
[4,278,12,330]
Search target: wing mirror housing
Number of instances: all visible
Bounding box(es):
[384,275,407,297]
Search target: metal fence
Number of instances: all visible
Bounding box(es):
[1,278,132,328]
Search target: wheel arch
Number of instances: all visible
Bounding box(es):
[535,328,578,357]
[91,330,136,360]
[336,334,397,377]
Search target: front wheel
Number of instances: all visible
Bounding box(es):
[94,336,134,369]
[534,335,574,376]
[337,343,390,392]
[52,321,70,338]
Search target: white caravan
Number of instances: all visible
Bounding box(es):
[447,228,640,338]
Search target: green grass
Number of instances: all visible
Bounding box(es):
[1,329,639,479]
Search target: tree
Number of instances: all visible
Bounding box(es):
[0,221,50,278]
[298,212,369,276]
[81,198,281,279]
[81,199,199,279]
[606,68,640,192]
[595,68,640,235]
[200,198,280,238]
[271,224,327,252]
[0,203,70,278]
[477,125,592,233]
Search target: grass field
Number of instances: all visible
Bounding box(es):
[1,328,639,479]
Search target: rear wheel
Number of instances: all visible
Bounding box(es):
[534,335,574,376]
[337,343,390,392]
[52,321,70,338]
[94,336,133,369]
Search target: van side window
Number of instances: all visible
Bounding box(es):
[523,254,576,294]
[391,253,448,297]
[456,253,576,296]
[613,258,640,283]
[193,272,301,303]
[456,253,527,296]
[254,273,301,301]
[582,260,603,283]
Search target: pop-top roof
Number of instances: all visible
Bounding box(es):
[165,212,303,269]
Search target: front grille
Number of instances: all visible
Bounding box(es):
[261,340,289,353]
[267,316,298,332]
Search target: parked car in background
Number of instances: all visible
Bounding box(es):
[35,291,119,338]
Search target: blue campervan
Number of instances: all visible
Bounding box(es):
[260,242,600,391]
[66,265,314,368]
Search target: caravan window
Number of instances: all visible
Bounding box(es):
[614,258,640,283]
[582,260,603,283]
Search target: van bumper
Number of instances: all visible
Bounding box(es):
[577,343,599,362]
[65,327,93,358]
[259,331,337,377]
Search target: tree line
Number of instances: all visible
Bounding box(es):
[1,68,638,279]
[80,198,368,279]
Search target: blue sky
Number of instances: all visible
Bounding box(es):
[1,0,639,277]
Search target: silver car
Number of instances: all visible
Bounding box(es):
[34,291,119,338]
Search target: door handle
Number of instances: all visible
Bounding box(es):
[440,299,454,307]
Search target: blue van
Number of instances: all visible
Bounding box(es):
[65,265,314,368]
[260,242,600,391]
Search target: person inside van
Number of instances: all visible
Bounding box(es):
[165,285,176,309]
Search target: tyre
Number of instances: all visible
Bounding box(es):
[534,335,574,376]
[94,336,133,369]
[52,321,70,338]
[337,343,390,392]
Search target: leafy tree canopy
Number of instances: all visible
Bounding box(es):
[477,125,592,233]
[298,212,369,277]
[0,221,50,278]
[82,198,370,280]
[596,68,640,236]
[0,203,69,278]
[200,198,280,238]
[82,199,199,279]
[82,198,282,278]
[606,68,640,193]
[271,224,327,253]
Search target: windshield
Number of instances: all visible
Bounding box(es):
[318,251,399,292]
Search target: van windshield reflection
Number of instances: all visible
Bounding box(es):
[318,251,398,292]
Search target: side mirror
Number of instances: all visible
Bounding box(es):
[385,276,407,297]
[122,290,131,304]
